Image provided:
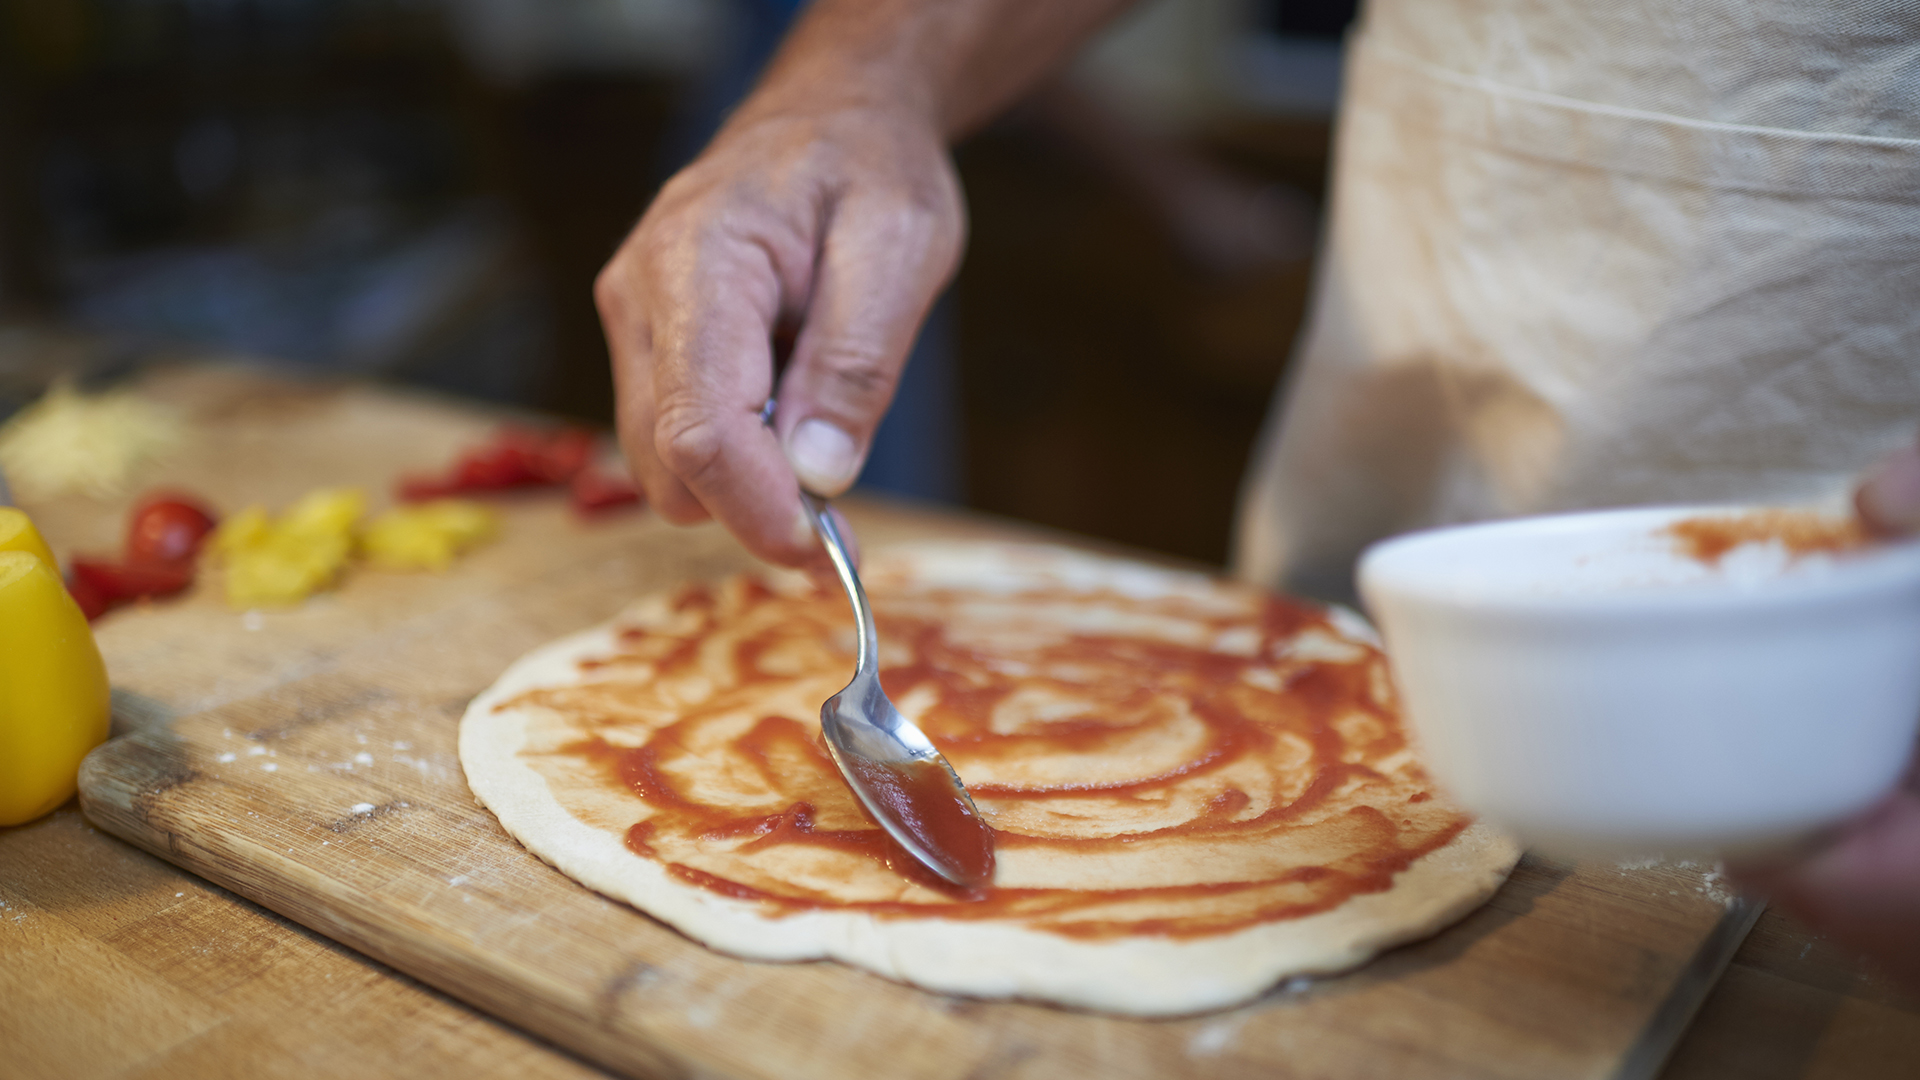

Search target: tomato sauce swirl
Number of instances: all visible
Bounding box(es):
[508,562,1471,940]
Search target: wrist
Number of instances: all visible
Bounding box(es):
[728,0,1133,144]
[730,3,946,138]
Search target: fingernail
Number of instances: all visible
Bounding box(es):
[1858,446,1920,536]
[786,418,860,495]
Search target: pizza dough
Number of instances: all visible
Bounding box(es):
[460,542,1519,1016]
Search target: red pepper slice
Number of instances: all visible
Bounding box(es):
[65,570,111,621]
[71,556,195,607]
[397,426,604,501]
[570,467,641,515]
[532,427,596,483]
[397,473,464,502]
[453,444,542,490]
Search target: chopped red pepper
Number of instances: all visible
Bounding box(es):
[396,472,464,502]
[452,444,541,490]
[71,555,195,606]
[397,425,639,517]
[531,427,596,483]
[65,569,110,621]
[570,467,641,514]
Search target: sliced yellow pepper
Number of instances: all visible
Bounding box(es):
[0,506,58,570]
[211,487,365,609]
[359,500,497,572]
[209,487,499,607]
[209,504,272,556]
[281,487,367,537]
[0,549,111,825]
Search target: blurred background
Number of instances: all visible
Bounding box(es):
[0,0,1356,567]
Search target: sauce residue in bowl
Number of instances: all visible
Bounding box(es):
[1665,510,1869,566]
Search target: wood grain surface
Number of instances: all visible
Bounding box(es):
[3,364,1916,1079]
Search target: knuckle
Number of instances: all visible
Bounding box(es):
[869,175,960,237]
[867,197,944,245]
[595,245,658,321]
[638,212,697,259]
[626,440,710,526]
[592,266,624,318]
[651,399,727,483]
[809,345,898,409]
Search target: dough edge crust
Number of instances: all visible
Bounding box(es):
[458,542,1522,1017]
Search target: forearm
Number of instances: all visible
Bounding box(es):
[740,0,1137,140]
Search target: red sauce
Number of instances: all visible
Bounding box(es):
[1666,509,1869,565]
[511,574,1467,940]
[839,755,994,888]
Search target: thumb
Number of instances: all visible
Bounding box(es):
[1857,435,1920,537]
[775,191,961,497]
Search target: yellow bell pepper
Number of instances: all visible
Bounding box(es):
[211,487,365,609]
[359,500,497,572]
[0,506,58,569]
[0,548,112,825]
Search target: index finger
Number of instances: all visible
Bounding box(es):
[642,228,822,567]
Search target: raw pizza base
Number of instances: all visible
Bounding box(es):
[460,542,1519,1016]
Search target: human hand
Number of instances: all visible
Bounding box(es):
[1727,432,1920,985]
[596,0,1132,567]
[1729,765,1920,986]
[596,100,963,567]
[1856,432,1920,536]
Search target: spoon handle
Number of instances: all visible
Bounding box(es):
[802,495,877,677]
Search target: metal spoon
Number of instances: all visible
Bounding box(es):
[802,493,995,888]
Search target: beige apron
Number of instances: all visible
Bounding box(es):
[1233,0,1920,602]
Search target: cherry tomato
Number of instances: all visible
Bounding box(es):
[127,494,219,565]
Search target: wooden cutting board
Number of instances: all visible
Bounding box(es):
[67,366,1746,1080]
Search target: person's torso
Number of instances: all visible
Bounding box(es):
[1365,0,1920,140]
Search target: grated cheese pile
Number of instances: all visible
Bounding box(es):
[0,382,183,499]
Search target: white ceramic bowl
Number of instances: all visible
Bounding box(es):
[1357,506,1920,856]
